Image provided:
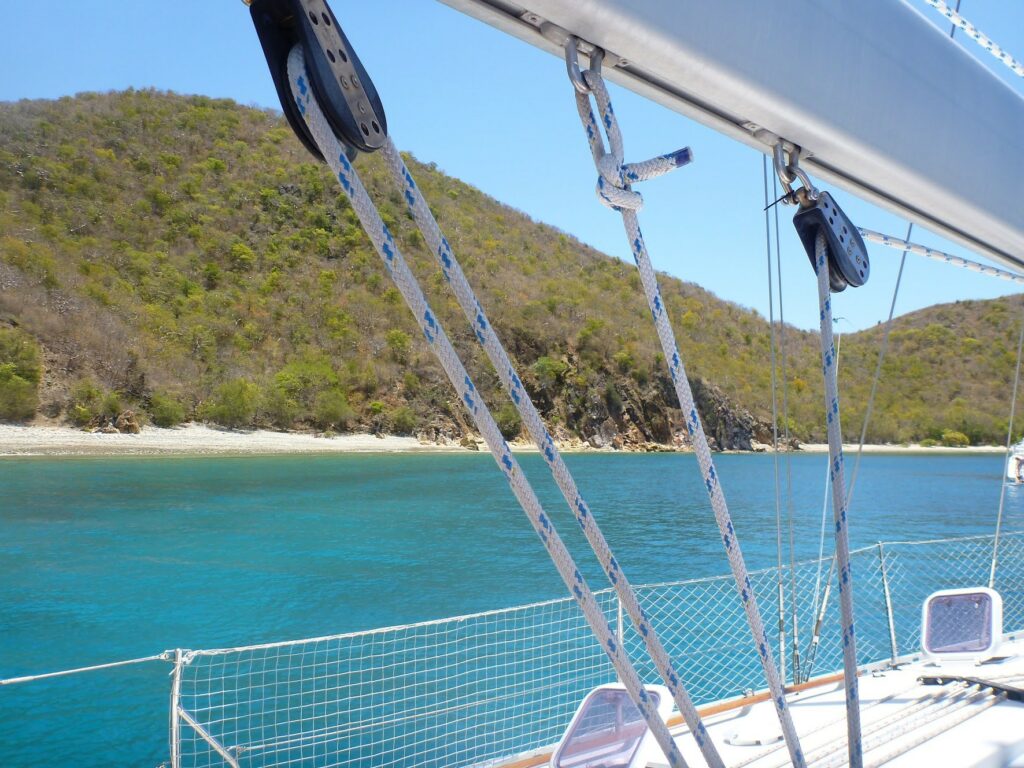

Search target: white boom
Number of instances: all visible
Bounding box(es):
[440,0,1024,271]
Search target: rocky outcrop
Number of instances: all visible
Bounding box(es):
[690,379,773,451]
[519,355,774,451]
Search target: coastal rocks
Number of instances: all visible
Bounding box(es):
[115,410,141,434]
[689,379,773,452]
[86,409,141,434]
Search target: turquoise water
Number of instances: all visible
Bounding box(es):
[1,452,1021,767]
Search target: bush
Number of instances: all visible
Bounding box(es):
[0,329,42,422]
[940,429,970,447]
[389,406,417,435]
[68,379,121,425]
[495,402,522,440]
[385,329,411,363]
[149,392,186,427]
[202,379,258,428]
[260,384,300,428]
[313,388,353,430]
[532,356,569,390]
[0,364,37,421]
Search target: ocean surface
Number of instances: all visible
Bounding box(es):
[1,451,1022,767]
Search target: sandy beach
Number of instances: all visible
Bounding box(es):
[797,443,1005,454]
[0,423,1009,457]
[0,424,462,457]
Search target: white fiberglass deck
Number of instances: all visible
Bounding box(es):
[654,634,1024,768]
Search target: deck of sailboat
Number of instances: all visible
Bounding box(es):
[659,633,1024,768]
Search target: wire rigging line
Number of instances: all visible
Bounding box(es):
[771,172,801,685]
[286,47,692,768]
[762,156,787,686]
[948,0,962,40]
[990,301,1024,589]
[846,223,912,510]
[571,52,806,767]
[921,0,1024,78]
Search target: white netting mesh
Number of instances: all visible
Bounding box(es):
[175,532,1024,768]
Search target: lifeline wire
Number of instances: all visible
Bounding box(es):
[572,63,806,768]
[814,231,863,768]
[990,302,1024,589]
[286,46,690,768]
[378,141,723,767]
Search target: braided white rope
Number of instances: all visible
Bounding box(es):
[814,231,863,768]
[859,228,1024,285]
[379,140,722,767]
[286,47,689,768]
[572,68,806,768]
[922,0,1024,78]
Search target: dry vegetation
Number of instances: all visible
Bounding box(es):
[0,90,1020,445]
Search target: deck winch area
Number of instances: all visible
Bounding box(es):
[663,639,1024,768]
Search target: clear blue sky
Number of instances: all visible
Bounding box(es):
[2,1,1022,331]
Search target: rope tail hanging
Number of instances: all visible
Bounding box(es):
[812,230,864,768]
[378,142,723,766]
[285,46,693,768]
[568,42,807,768]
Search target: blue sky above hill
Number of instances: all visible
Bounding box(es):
[3,1,1022,331]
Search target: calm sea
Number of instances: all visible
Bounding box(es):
[1,452,1021,767]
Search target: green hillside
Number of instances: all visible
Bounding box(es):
[0,90,1020,446]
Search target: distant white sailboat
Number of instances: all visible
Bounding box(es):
[1006,439,1024,484]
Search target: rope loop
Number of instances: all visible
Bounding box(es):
[571,60,691,212]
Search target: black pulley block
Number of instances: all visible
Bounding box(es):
[793,192,870,292]
[249,0,387,161]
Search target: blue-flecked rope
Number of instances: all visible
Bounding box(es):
[814,231,863,767]
[286,46,690,768]
[379,139,723,767]
[572,66,807,768]
[922,0,1024,78]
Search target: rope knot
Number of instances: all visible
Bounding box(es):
[596,153,643,211]
[575,71,692,213]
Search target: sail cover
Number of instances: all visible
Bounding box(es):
[440,0,1024,270]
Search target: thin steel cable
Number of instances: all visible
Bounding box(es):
[286,47,690,768]
[379,140,722,766]
[846,223,912,510]
[0,653,172,686]
[922,0,1024,78]
[990,300,1024,589]
[763,156,787,687]
[574,66,806,767]
[772,173,800,685]
[814,230,863,767]
[949,0,962,40]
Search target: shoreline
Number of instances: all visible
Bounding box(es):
[0,424,1009,457]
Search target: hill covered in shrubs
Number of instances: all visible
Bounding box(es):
[0,90,1021,447]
